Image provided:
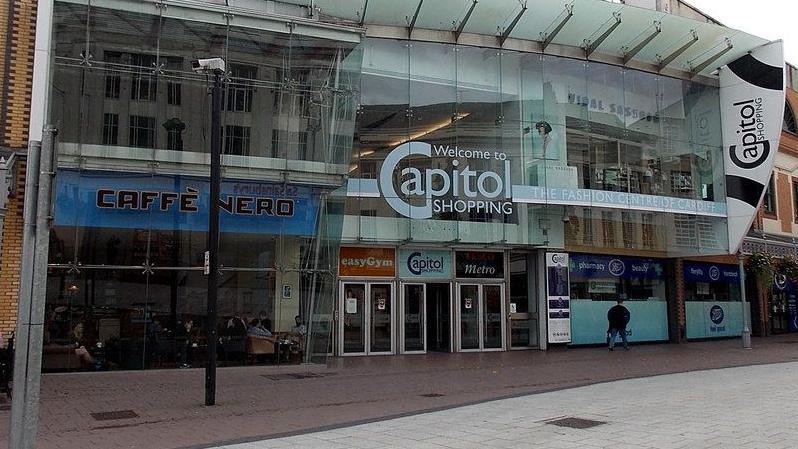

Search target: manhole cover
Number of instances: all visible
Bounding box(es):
[261,372,336,381]
[546,417,606,429]
[420,393,445,398]
[91,410,139,421]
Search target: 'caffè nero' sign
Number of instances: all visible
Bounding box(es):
[347,141,728,221]
[54,169,318,236]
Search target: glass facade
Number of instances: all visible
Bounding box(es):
[44,1,361,370]
[344,38,728,256]
[42,0,740,368]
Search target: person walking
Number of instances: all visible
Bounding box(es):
[607,299,630,351]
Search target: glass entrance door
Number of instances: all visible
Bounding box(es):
[342,283,366,354]
[402,284,425,353]
[369,284,393,353]
[459,284,480,350]
[340,282,394,355]
[457,283,505,351]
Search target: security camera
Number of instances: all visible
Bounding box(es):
[191,58,226,73]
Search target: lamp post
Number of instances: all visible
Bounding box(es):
[202,61,225,406]
[738,252,752,349]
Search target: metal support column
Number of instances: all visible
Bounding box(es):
[10,125,57,449]
[738,253,752,349]
[205,69,223,406]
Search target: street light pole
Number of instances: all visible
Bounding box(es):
[205,67,223,406]
[738,252,752,349]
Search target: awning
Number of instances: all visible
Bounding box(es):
[277,0,771,78]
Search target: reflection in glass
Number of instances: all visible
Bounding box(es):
[404,284,424,352]
[459,284,479,350]
[483,285,503,349]
[343,284,366,353]
[370,284,392,352]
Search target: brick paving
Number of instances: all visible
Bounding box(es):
[221,361,798,449]
[1,335,798,448]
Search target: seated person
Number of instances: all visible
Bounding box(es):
[292,315,307,337]
[70,322,95,367]
[247,319,272,337]
[225,316,247,336]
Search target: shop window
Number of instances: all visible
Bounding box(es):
[674,214,698,247]
[167,82,182,106]
[763,176,776,216]
[224,125,251,156]
[622,212,636,249]
[582,208,593,243]
[129,115,156,148]
[102,113,119,145]
[601,210,616,247]
[130,54,157,102]
[226,63,256,112]
[641,213,655,249]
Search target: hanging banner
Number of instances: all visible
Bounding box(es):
[720,41,785,253]
[546,252,571,344]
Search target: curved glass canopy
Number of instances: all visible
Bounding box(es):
[273,0,770,78]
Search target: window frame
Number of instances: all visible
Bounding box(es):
[763,175,777,218]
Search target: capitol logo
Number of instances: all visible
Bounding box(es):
[710,305,725,325]
[709,266,720,281]
[609,259,626,277]
[406,252,445,276]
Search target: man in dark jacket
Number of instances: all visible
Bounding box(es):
[607,300,630,351]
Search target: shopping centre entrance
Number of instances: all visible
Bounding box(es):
[401,283,452,353]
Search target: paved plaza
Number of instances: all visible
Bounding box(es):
[219,362,798,449]
[3,335,798,448]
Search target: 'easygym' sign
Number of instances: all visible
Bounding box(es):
[378,142,513,219]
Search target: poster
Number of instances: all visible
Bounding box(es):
[345,298,358,314]
[546,252,571,344]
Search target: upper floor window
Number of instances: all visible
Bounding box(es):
[226,63,256,112]
[763,176,777,216]
[130,54,157,102]
[784,102,797,134]
[129,115,156,148]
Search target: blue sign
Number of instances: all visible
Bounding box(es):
[54,169,319,236]
[788,295,798,332]
[683,262,740,284]
[569,255,664,280]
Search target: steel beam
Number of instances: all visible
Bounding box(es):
[540,3,574,52]
[584,11,622,58]
[408,0,423,38]
[359,0,369,26]
[455,0,478,42]
[656,29,699,71]
[499,2,528,47]
[622,20,662,65]
[688,38,733,77]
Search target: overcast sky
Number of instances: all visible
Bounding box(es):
[684,0,798,65]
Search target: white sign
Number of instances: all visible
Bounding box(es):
[282,284,292,299]
[377,297,386,310]
[464,298,473,309]
[203,251,210,275]
[720,41,785,253]
[546,252,571,344]
[345,297,358,314]
[510,303,517,314]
